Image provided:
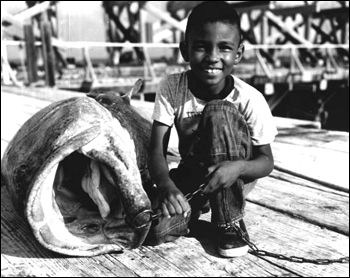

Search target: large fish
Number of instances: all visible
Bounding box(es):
[1,80,155,256]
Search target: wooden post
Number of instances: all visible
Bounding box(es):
[290,48,295,74]
[145,22,153,43]
[82,47,97,82]
[260,11,268,45]
[304,15,311,42]
[24,24,38,84]
[1,8,21,86]
[140,9,156,81]
[40,12,55,87]
[1,7,10,85]
[255,49,272,79]
[340,18,349,44]
[289,48,295,91]
[291,48,305,74]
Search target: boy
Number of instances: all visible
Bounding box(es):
[147,1,278,257]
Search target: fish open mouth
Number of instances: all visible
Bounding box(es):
[22,100,152,256]
[25,130,152,256]
[53,151,128,241]
[2,96,152,256]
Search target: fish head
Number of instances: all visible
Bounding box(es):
[1,95,152,256]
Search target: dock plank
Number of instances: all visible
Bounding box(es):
[250,171,349,234]
[199,203,349,277]
[1,85,349,277]
[1,193,140,278]
[1,93,52,124]
[275,128,349,153]
[244,203,349,277]
[1,85,84,103]
[1,93,50,144]
[272,141,349,191]
[0,186,298,277]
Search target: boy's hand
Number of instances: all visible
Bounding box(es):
[202,161,243,194]
[158,181,191,219]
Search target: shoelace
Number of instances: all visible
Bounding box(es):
[221,223,249,240]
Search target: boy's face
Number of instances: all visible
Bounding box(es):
[182,22,243,92]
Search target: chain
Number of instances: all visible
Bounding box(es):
[134,186,349,265]
[231,223,349,265]
[132,183,207,228]
[149,183,207,222]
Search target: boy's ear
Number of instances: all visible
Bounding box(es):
[180,41,189,62]
[234,44,245,65]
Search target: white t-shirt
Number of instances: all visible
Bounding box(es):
[152,71,278,159]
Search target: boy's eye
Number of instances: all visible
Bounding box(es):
[220,45,233,51]
[193,44,206,50]
[192,44,233,52]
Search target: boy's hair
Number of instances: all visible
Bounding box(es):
[185,1,242,44]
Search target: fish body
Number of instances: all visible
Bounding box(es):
[1,81,153,256]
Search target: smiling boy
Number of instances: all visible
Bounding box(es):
[147,1,278,257]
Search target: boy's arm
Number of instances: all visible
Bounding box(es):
[203,144,274,194]
[148,121,172,186]
[241,144,274,179]
[148,121,190,217]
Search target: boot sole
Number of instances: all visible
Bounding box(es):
[218,244,249,257]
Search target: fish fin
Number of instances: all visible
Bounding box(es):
[122,79,143,103]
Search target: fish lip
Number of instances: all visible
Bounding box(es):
[4,94,153,256]
[25,131,151,255]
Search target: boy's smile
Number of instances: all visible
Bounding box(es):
[184,22,243,96]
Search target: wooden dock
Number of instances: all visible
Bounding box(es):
[1,85,349,277]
